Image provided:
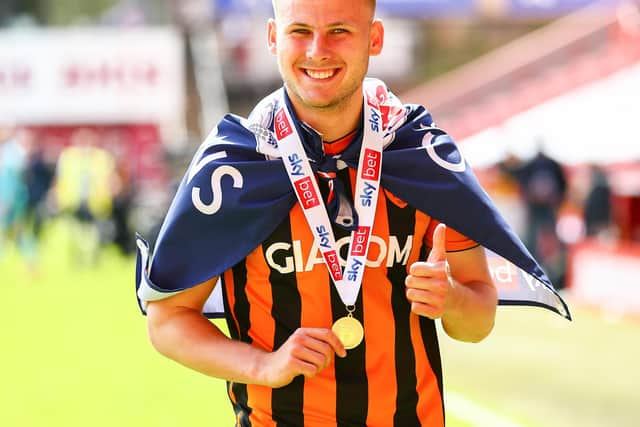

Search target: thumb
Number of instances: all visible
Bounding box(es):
[426,223,447,263]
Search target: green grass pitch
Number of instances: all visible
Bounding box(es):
[1,220,638,426]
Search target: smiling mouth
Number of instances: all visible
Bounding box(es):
[303,68,338,80]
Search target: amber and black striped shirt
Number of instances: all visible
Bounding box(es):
[220,136,476,427]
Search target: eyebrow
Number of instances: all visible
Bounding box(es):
[327,21,352,27]
[286,21,354,29]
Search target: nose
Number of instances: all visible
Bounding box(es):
[306,32,330,62]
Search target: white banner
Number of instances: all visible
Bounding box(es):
[0,27,185,125]
[458,61,640,168]
[570,241,640,317]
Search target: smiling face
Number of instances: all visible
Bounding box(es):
[268,0,383,120]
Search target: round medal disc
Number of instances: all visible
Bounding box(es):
[332,316,364,350]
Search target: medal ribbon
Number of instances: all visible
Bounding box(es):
[274,88,384,307]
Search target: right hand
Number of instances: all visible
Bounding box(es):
[260,328,347,388]
[405,223,453,319]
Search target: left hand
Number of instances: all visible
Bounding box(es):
[405,223,454,319]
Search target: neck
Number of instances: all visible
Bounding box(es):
[286,88,364,142]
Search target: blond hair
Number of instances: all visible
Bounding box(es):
[271,0,376,17]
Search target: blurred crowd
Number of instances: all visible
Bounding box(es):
[1,1,638,299]
[490,147,618,290]
[1,118,622,290]
[0,124,138,270]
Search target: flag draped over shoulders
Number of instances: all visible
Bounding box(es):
[136,78,570,320]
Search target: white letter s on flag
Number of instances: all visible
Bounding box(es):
[188,150,244,215]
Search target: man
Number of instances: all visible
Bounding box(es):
[501,147,568,287]
[0,125,29,257]
[54,128,118,264]
[138,0,564,425]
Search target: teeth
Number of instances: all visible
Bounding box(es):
[305,69,335,79]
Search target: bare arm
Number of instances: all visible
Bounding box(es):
[405,224,497,343]
[146,278,346,388]
[439,245,497,342]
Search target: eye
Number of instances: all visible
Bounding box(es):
[330,28,349,34]
[290,28,311,35]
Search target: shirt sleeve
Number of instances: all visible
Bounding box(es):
[425,219,478,252]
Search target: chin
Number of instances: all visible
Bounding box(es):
[302,94,337,108]
[291,89,336,109]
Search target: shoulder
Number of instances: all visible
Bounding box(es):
[383,103,444,151]
[199,110,281,163]
[201,90,283,161]
[425,219,478,252]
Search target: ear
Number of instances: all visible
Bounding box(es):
[267,18,277,55]
[369,19,384,56]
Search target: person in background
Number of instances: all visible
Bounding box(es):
[501,146,567,288]
[21,129,56,264]
[583,164,614,239]
[53,128,118,265]
[0,124,30,264]
[102,129,135,256]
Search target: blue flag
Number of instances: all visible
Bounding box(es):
[136,79,570,320]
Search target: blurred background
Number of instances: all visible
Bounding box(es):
[1,1,639,426]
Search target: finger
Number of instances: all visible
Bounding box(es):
[284,331,333,373]
[410,301,444,319]
[407,262,447,280]
[303,328,347,358]
[426,223,447,264]
[288,356,326,379]
[290,345,332,374]
[300,334,336,368]
[406,287,446,306]
[405,272,448,290]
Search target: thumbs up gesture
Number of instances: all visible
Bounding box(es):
[405,223,454,319]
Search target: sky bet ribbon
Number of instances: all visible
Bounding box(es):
[136,78,571,321]
[274,86,385,349]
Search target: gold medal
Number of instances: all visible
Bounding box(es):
[332,316,364,350]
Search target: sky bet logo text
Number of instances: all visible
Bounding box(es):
[360,148,381,181]
[346,258,364,281]
[360,182,377,207]
[316,225,332,249]
[368,108,381,132]
[350,226,370,257]
[274,109,293,140]
[287,153,304,176]
[323,250,343,281]
[294,176,320,209]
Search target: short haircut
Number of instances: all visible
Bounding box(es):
[272,0,377,17]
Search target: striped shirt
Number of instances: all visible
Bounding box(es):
[220,135,476,426]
